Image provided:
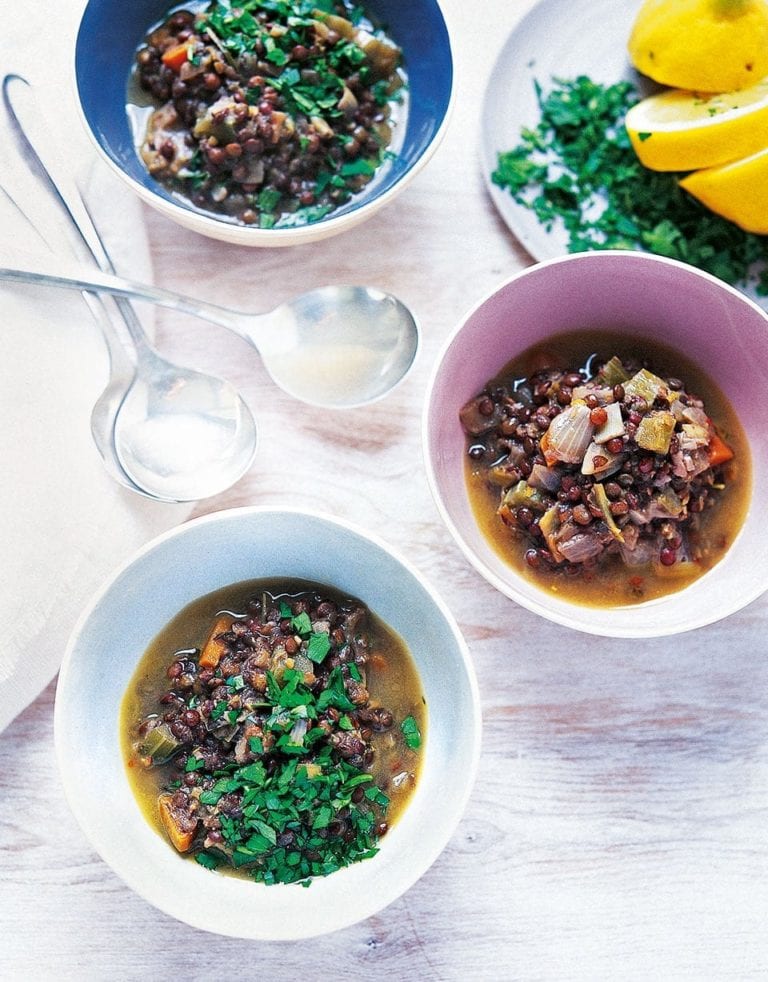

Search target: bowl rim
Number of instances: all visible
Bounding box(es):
[422,249,768,638]
[72,0,456,246]
[54,504,482,938]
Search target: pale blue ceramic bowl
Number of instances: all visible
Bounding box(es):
[75,0,453,245]
[55,507,481,938]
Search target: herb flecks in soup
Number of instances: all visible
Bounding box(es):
[131,0,405,228]
[122,579,425,885]
[462,334,750,606]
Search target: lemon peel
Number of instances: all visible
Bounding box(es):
[628,0,768,93]
[625,81,768,171]
[680,147,768,233]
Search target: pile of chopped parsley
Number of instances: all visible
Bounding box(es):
[186,662,420,886]
[492,76,768,293]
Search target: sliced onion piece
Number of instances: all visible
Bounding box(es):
[581,441,623,476]
[557,530,605,563]
[528,462,561,493]
[593,401,625,444]
[542,405,594,465]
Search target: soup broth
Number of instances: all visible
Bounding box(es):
[121,577,426,884]
[462,330,751,607]
[127,0,408,228]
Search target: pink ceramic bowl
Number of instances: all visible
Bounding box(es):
[424,251,768,637]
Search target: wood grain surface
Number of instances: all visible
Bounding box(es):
[3,1,768,978]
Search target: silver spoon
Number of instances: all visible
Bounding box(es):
[0,260,420,409]
[2,72,258,502]
[0,183,149,498]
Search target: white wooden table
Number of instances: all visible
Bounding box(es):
[3,1,768,978]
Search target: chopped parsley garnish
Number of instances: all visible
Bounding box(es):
[290,611,312,636]
[195,851,220,870]
[135,587,423,888]
[193,743,384,884]
[492,76,768,294]
[173,662,396,885]
[401,715,421,750]
[307,631,332,663]
[135,0,405,228]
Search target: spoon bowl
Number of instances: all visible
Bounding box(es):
[114,346,258,502]
[253,285,419,408]
[0,262,420,409]
[103,296,258,501]
[2,72,259,502]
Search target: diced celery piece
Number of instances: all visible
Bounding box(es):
[681,423,709,445]
[488,463,522,487]
[593,483,624,542]
[654,488,684,517]
[654,556,695,579]
[598,356,630,386]
[623,368,667,403]
[139,722,180,762]
[499,480,547,513]
[635,411,676,454]
[538,504,563,562]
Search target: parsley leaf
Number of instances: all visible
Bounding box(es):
[195,851,220,870]
[291,611,312,636]
[401,715,421,750]
[492,76,768,294]
[307,631,332,663]
[316,667,356,712]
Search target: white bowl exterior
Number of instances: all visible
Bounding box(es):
[425,251,768,638]
[55,507,480,939]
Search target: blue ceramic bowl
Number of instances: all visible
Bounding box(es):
[75,0,453,246]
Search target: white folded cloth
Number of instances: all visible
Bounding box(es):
[0,1,192,732]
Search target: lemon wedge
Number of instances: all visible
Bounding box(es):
[628,0,768,93]
[680,147,768,233]
[625,80,768,171]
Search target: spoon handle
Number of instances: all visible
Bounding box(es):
[1,74,155,360]
[0,75,156,496]
[0,258,258,344]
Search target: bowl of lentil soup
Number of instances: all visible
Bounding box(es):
[55,507,480,939]
[74,0,453,245]
[424,250,768,637]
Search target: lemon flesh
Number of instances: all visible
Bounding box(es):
[625,80,768,171]
[680,147,768,232]
[629,0,768,93]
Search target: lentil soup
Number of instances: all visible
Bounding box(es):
[128,0,407,228]
[461,331,751,607]
[121,578,425,885]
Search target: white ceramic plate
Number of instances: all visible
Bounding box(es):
[481,0,650,260]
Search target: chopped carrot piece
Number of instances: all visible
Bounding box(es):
[199,614,232,670]
[158,794,196,852]
[161,43,189,73]
[540,429,558,467]
[709,431,734,467]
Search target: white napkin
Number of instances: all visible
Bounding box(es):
[0,2,193,732]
